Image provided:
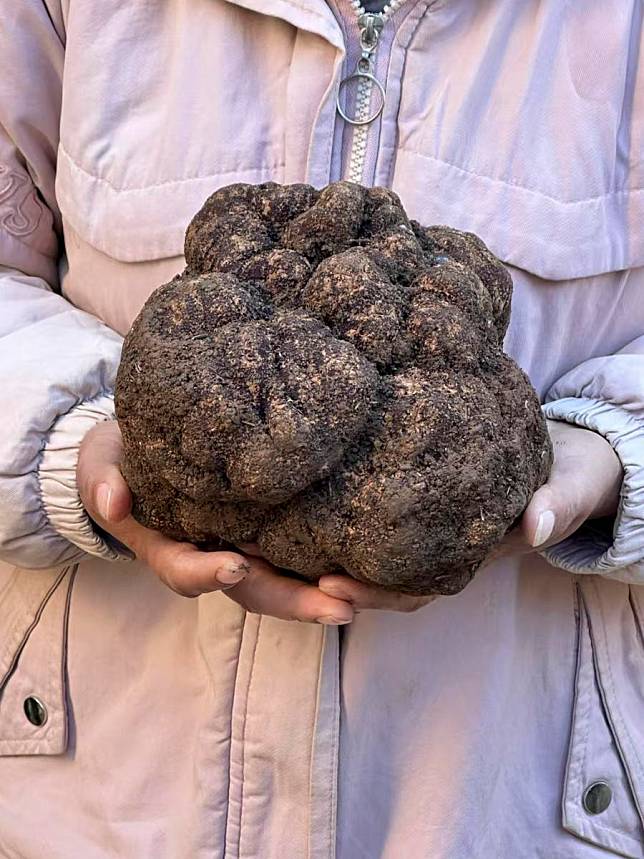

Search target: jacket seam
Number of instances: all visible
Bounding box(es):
[565,810,644,851]
[593,581,644,798]
[0,566,69,694]
[393,0,434,52]
[58,564,77,753]
[307,629,326,859]
[576,813,644,840]
[562,581,583,826]
[392,145,644,206]
[629,589,644,649]
[578,598,594,831]
[306,626,338,859]
[565,587,644,846]
[278,0,337,25]
[379,1,432,188]
[58,143,285,195]
[221,611,248,857]
[61,137,644,206]
[328,633,339,859]
[237,615,263,858]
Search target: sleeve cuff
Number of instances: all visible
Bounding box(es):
[541,397,644,582]
[38,394,133,562]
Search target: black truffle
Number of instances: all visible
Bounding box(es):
[115,182,552,595]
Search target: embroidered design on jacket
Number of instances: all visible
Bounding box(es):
[0,164,42,237]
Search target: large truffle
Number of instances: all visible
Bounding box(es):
[115,182,552,595]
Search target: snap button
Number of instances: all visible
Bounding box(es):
[583,781,612,815]
[23,696,48,727]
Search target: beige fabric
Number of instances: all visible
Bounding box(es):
[0,1,643,857]
[0,558,338,859]
[0,565,75,757]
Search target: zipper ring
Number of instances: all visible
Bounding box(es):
[336,72,386,126]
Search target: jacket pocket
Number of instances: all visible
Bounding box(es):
[56,143,282,265]
[0,562,77,756]
[563,579,644,857]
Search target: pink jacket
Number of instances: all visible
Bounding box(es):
[1,1,643,857]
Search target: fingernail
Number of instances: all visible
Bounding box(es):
[316,615,352,625]
[96,483,112,520]
[532,509,555,547]
[216,561,250,585]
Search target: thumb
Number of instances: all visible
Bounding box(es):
[78,421,132,525]
[522,419,624,551]
[521,481,580,550]
[94,473,132,525]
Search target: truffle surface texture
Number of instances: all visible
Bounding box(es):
[115,182,552,595]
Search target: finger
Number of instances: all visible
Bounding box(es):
[318,574,436,613]
[126,525,250,597]
[522,484,555,548]
[99,498,252,596]
[522,420,624,550]
[78,423,132,524]
[226,559,354,624]
[150,543,250,597]
[521,481,582,549]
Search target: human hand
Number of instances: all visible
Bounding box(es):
[81,419,606,619]
[77,421,354,624]
[236,544,435,615]
[317,575,436,612]
[496,418,623,557]
[321,419,623,605]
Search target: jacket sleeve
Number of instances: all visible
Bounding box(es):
[542,282,644,582]
[0,1,125,568]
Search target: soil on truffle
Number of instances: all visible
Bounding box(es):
[115,182,552,596]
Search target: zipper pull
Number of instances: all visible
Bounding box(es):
[357,12,385,60]
[337,12,387,126]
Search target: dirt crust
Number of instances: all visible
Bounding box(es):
[115,182,552,595]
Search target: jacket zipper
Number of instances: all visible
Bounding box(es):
[337,1,405,184]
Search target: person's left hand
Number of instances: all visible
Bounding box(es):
[313,419,623,611]
[240,420,623,614]
[495,418,623,558]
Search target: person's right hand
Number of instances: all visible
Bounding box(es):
[77,420,355,625]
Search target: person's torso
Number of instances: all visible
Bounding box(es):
[55,0,643,387]
[2,4,644,857]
